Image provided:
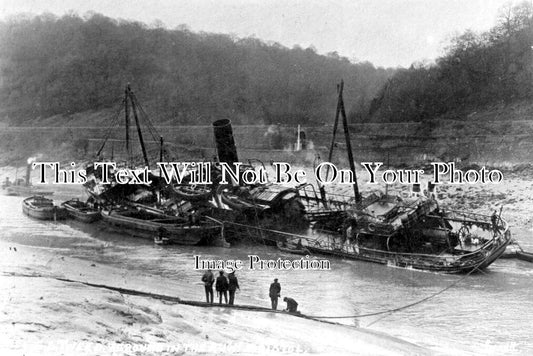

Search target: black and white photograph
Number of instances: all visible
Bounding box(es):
[1,0,532,354]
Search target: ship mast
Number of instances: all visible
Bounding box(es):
[338,80,361,203]
[323,80,361,204]
[125,84,150,168]
[124,85,131,162]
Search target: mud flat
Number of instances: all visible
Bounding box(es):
[0,241,432,355]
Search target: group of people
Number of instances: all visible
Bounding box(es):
[201,270,298,313]
[201,270,240,305]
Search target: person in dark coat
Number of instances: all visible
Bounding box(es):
[227,272,240,305]
[491,210,500,233]
[215,271,229,304]
[269,278,281,310]
[201,269,214,304]
[283,297,298,313]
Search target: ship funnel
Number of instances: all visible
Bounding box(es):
[25,163,31,186]
[212,119,239,165]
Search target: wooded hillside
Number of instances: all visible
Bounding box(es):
[0,13,391,126]
[365,1,533,123]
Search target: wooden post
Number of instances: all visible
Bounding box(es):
[385,152,390,197]
[296,124,301,151]
[159,136,164,177]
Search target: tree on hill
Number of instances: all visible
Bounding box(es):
[363,1,533,123]
[0,12,391,126]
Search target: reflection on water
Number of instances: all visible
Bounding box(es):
[1,194,532,354]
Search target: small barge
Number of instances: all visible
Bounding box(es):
[61,198,101,223]
[101,205,222,245]
[22,196,67,220]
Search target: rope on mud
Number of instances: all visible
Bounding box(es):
[3,272,339,326]
[54,277,182,303]
[306,252,491,320]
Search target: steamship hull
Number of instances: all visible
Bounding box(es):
[305,228,511,274]
[225,192,512,273]
[237,220,512,274]
[6,186,54,196]
[308,197,512,273]
[4,160,54,196]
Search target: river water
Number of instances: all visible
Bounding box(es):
[1,190,533,355]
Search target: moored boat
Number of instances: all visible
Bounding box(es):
[4,162,54,196]
[305,227,511,274]
[101,206,222,245]
[293,195,512,273]
[224,192,512,273]
[22,196,67,220]
[5,185,54,196]
[61,198,101,223]
[257,81,512,273]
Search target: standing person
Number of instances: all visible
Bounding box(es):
[201,269,214,304]
[215,271,229,304]
[491,210,500,233]
[227,271,240,305]
[283,297,298,313]
[269,278,281,310]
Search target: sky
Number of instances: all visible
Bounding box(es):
[0,0,520,68]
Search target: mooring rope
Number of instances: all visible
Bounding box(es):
[306,251,491,320]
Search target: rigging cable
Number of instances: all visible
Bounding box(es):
[95,97,126,157]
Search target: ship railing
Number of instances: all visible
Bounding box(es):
[295,183,321,208]
[442,210,491,222]
[296,183,355,212]
[429,209,509,233]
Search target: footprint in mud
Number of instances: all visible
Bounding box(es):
[136,304,163,323]
[107,295,125,304]
[167,319,203,335]
[95,321,109,329]
[152,331,167,340]
[13,321,55,334]
[168,311,183,318]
